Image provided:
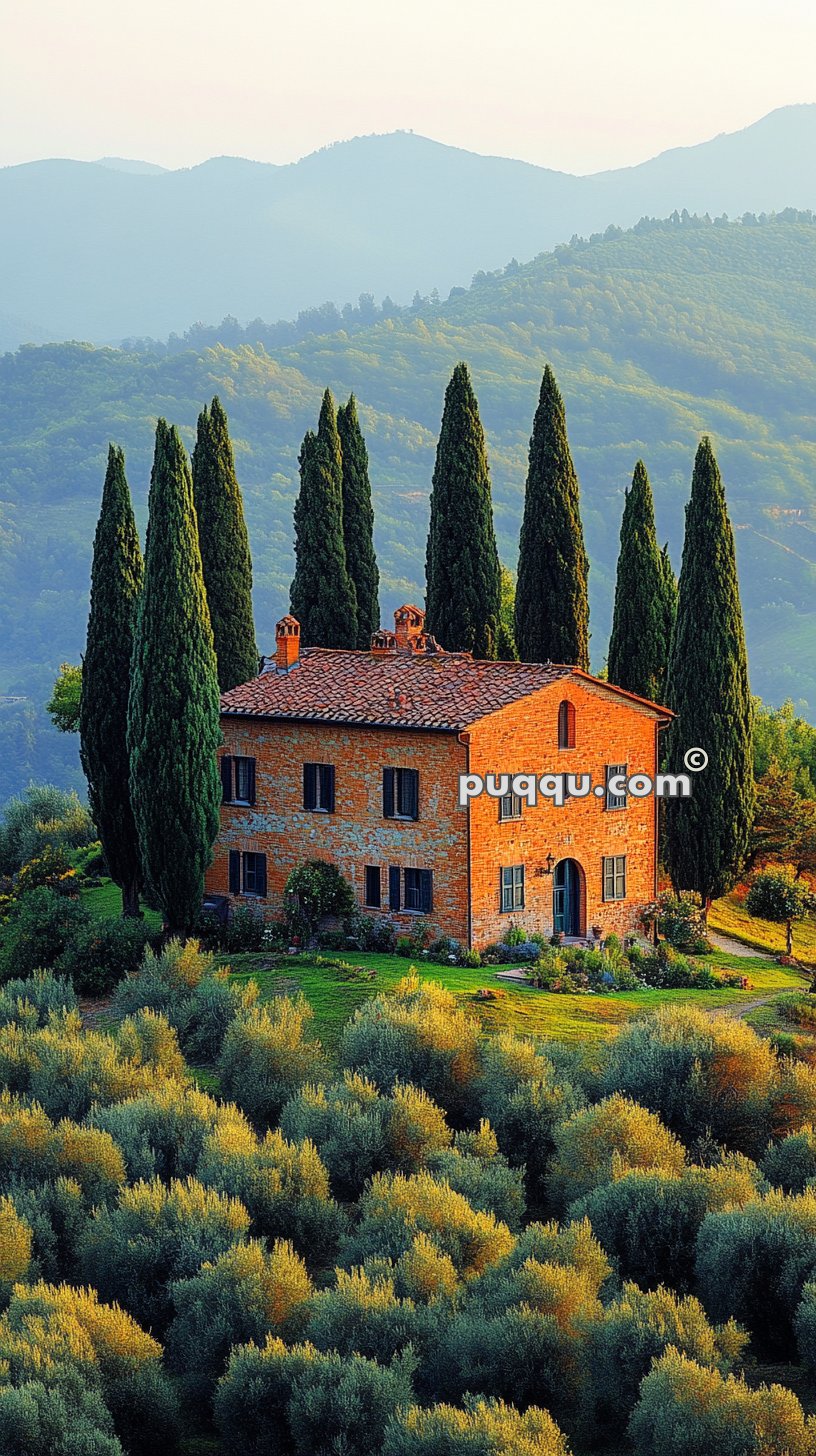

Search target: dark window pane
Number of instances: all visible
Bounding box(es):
[364,865,381,908]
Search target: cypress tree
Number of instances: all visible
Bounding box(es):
[337,394,380,648]
[191,396,258,691]
[79,446,144,918]
[127,421,222,935]
[663,437,754,909]
[658,543,678,699]
[607,460,665,700]
[290,402,358,648]
[424,363,501,658]
[514,366,589,668]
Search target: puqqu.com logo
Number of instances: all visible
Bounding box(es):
[458,750,708,807]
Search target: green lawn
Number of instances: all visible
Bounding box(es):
[74,880,808,1055]
[82,879,163,931]
[225,946,807,1055]
[709,893,816,965]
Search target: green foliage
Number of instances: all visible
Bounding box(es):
[1,1280,180,1455]
[475,1031,582,1198]
[306,1266,436,1372]
[116,1009,186,1080]
[0,971,77,1027]
[166,1238,312,1404]
[80,1176,250,1335]
[427,1136,526,1230]
[110,937,255,1061]
[337,394,380,648]
[0,1195,32,1303]
[425,363,501,659]
[696,1189,816,1354]
[547,1093,685,1210]
[754,699,816,796]
[46,664,82,735]
[290,391,358,648]
[126,420,222,935]
[0,786,95,875]
[607,461,667,699]
[602,1004,781,1156]
[340,1170,515,1281]
[628,1347,815,1456]
[55,916,155,996]
[218,997,324,1127]
[795,1281,816,1377]
[198,1116,343,1264]
[583,1283,744,1438]
[515,365,589,668]
[216,1336,416,1456]
[0,1092,125,1206]
[762,1127,816,1194]
[663,437,755,904]
[280,1073,451,1200]
[0,1010,167,1121]
[284,860,355,942]
[90,1081,235,1182]
[746,869,815,953]
[79,445,144,917]
[340,974,480,1119]
[191,396,258,691]
[571,1158,761,1291]
[639,891,710,953]
[382,1397,572,1456]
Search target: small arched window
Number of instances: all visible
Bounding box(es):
[558,700,576,750]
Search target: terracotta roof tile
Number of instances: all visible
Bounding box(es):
[220,649,671,731]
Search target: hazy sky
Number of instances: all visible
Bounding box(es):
[1,0,814,172]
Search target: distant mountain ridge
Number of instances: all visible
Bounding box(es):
[1,105,815,348]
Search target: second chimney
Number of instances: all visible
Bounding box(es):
[275,615,301,672]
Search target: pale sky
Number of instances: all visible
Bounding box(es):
[1,0,814,173]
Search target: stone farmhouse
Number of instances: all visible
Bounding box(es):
[205,606,672,948]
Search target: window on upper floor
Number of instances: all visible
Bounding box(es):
[303,763,336,813]
[221,755,256,805]
[383,767,419,820]
[605,763,628,811]
[558,700,576,750]
[499,792,523,822]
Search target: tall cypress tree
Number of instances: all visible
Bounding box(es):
[191,396,258,691]
[424,363,501,658]
[607,460,666,700]
[514,366,589,668]
[663,437,754,909]
[127,421,222,935]
[290,411,358,649]
[337,394,380,648]
[658,543,678,699]
[79,445,144,918]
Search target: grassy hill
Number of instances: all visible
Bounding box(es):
[2,212,816,800]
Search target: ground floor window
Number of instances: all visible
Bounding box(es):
[229,849,267,897]
[501,864,525,912]
[389,865,433,913]
[364,865,381,907]
[602,855,626,901]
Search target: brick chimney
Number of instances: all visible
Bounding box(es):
[275,615,300,672]
[394,604,425,652]
[370,628,397,656]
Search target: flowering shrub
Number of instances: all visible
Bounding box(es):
[640,891,710,953]
[284,861,355,943]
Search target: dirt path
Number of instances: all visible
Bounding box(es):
[707,930,769,959]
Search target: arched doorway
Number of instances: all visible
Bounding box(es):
[553,858,585,938]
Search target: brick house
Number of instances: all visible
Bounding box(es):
[205,606,672,948]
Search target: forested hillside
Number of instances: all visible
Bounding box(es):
[2,212,816,800]
[1,104,814,347]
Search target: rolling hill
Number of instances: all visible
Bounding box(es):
[1,106,815,348]
[1,212,815,802]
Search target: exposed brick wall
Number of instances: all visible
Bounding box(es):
[206,679,664,949]
[467,680,661,945]
[206,720,469,943]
